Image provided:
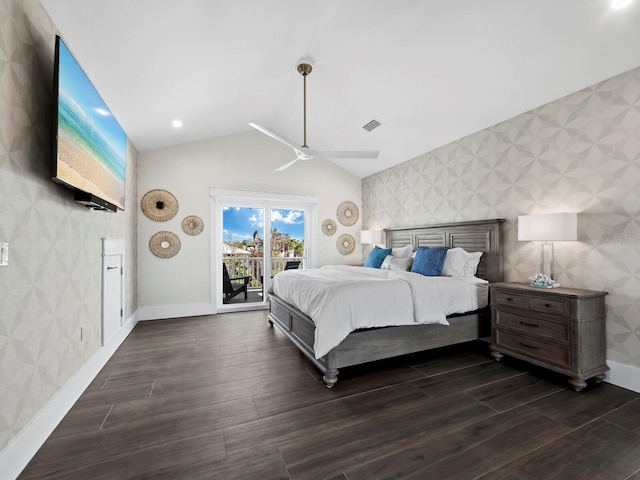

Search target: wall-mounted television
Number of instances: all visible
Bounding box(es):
[51,35,127,212]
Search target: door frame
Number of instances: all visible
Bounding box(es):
[209,188,319,313]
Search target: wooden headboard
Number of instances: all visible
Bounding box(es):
[385,219,505,283]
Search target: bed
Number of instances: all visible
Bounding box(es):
[267,219,505,387]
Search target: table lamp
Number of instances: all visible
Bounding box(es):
[518,212,577,287]
[360,230,384,253]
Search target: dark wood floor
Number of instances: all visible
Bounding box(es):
[19,310,640,480]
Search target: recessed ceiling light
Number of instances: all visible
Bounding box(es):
[172,120,183,128]
[612,0,633,9]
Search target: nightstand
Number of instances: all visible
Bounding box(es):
[490,282,608,391]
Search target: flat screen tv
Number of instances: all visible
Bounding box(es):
[52,35,127,212]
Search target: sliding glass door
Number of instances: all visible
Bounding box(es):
[211,188,318,313]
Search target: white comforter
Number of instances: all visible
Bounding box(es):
[271,265,488,359]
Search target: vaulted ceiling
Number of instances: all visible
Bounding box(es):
[41,0,640,178]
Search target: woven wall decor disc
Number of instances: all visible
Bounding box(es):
[336,233,355,255]
[337,201,359,226]
[149,231,181,258]
[182,215,204,235]
[141,189,179,222]
[321,219,337,236]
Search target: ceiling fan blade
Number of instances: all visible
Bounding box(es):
[273,158,299,172]
[312,150,380,159]
[249,123,306,157]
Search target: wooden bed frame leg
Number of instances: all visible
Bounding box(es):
[322,355,339,388]
[323,369,339,388]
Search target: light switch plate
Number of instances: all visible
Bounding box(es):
[0,243,8,266]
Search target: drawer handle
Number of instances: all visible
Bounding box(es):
[519,342,540,350]
[544,303,552,308]
[506,297,513,302]
[519,321,539,328]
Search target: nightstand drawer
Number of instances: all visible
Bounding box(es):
[494,329,570,368]
[530,296,571,317]
[495,311,570,343]
[493,291,528,308]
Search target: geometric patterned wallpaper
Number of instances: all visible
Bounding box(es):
[0,0,138,453]
[363,66,640,371]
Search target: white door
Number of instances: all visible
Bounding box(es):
[210,188,319,313]
[102,238,124,346]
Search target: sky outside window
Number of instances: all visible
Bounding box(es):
[223,207,304,242]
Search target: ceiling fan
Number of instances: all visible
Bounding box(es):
[249,58,379,172]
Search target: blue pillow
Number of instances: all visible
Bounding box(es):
[363,246,392,268]
[411,246,449,276]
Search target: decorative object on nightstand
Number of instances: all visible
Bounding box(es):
[528,273,556,289]
[336,233,355,255]
[518,212,577,287]
[490,282,608,391]
[360,229,383,253]
[321,219,337,236]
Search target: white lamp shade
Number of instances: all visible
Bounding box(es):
[360,229,384,244]
[518,213,577,241]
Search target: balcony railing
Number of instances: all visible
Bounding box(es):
[223,256,304,289]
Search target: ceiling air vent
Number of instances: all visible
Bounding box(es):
[362,119,381,132]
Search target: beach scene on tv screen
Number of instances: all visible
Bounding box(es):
[56,38,127,210]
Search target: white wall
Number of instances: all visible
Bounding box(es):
[138,130,362,314]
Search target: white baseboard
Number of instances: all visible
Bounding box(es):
[137,302,215,321]
[0,311,139,480]
[606,359,640,393]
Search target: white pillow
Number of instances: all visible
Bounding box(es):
[442,248,483,277]
[463,251,483,277]
[380,255,413,271]
[441,248,468,276]
[380,255,393,270]
[391,244,413,258]
[390,257,413,271]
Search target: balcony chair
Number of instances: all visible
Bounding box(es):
[284,260,301,270]
[223,264,251,302]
